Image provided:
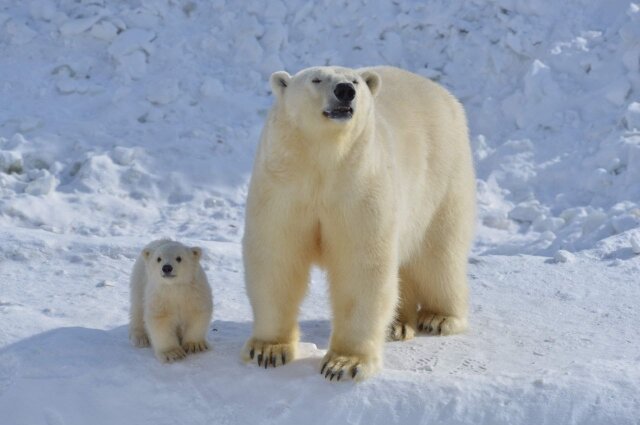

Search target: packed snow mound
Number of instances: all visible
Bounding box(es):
[1,0,638,254]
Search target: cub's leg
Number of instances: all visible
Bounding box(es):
[182,311,211,354]
[146,312,186,362]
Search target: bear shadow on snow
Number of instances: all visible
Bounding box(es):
[0,319,333,380]
[0,321,369,425]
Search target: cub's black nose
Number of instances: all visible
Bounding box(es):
[162,264,173,274]
[334,83,356,102]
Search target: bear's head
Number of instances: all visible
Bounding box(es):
[143,241,202,285]
[270,66,380,135]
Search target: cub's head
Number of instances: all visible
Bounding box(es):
[270,66,380,135]
[143,241,202,285]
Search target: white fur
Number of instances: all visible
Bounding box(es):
[242,66,476,381]
[129,239,213,362]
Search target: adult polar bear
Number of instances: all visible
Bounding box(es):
[242,66,475,381]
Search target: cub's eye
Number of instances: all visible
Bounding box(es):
[157,257,161,263]
[352,80,358,84]
[312,78,321,83]
[176,256,182,263]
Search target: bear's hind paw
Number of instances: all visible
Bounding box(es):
[417,312,467,336]
[387,320,416,342]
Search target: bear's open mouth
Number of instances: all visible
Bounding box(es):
[323,106,353,120]
[162,273,176,278]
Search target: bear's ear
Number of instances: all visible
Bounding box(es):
[142,249,152,261]
[191,247,202,261]
[270,71,291,97]
[360,71,381,96]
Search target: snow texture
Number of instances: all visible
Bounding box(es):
[0,0,639,424]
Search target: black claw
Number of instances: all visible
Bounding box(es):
[330,372,336,381]
[438,318,447,334]
[264,354,269,369]
[325,368,332,379]
[401,324,407,339]
[418,323,424,331]
[337,370,344,381]
[321,362,328,375]
[426,325,433,333]
[271,355,276,367]
[282,353,287,365]
[351,365,359,379]
[257,353,263,367]
[250,348,255,359]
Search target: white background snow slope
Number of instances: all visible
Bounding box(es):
[1,0,639,424]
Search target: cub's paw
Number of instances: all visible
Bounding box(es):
[130,330,150,348]
[183,340,209,354]
[417,312,467,336]
[320,351,380,382]
[242,338,296,369]
[387,320,416,342]
[157,346,187,363]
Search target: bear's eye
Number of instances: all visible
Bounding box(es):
[157,257,161,263]
[312,78,321,84]
[176,256,182,263]
[352,80,358,85]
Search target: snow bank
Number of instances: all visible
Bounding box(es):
[1,0,638,254]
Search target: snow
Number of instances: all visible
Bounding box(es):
[552,249,575,264]
[631,233,640,255]
[0,0,639,423]
[627,102,640,130]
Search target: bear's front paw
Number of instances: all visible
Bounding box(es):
[417,312,467,336]
[320,351,380,382]
[157,346,187,363]
[130,330,150,348]
[387,320,415,342]
[182,340,209,354]
[242,338,296,369]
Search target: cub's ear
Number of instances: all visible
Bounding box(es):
[270,71,291,97]
[142,249,152,261]
[359,70,381,96]
[191,247,202,261]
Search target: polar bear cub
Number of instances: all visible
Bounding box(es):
[129,239,213,362]
[242,66,475,381]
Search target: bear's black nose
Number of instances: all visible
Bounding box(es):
[334,83,356,102]
[162,264,173,274]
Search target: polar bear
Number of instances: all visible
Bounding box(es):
[242,66,475,381]
[129,239,213,363]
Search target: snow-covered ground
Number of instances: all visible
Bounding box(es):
[1,0,639,423]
